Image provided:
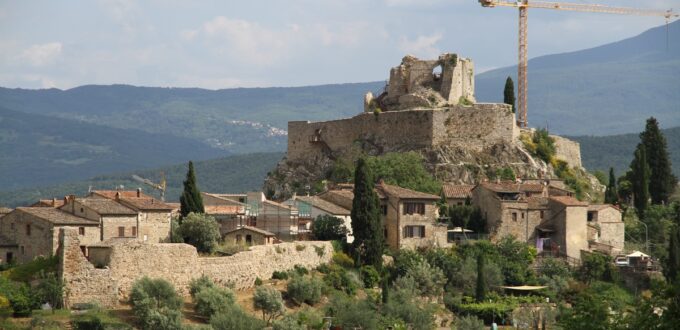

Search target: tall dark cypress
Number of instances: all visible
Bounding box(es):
[630,145,650,216]
[503,76,516,113]
[180,161,204,218]
[604,167,618,204]
[640,117,676,204]
[350,158,384,269]
[475,253,486,302]
[666,204,680,283]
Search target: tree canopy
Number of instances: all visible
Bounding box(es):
[180,160,204,218]
[350,158,384,269]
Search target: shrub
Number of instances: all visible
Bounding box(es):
[324,267,360,296]
[6,256,59,282]
[0,276,37,317]
[129,277,183,330]
[29,314,62,330]
[313,245,326,257]
[293,265,309,276]
[287,276,324,306]
[34,273,63,309]
[531,128,556,163]
[210,305,265,330]
[360,265,381,288]
[454,315,485,330]
[383,284,436,330]
[272,313,305,330]
[253,286,285,324]
[449,257,503,297]
[326,293,379,330]
[178,213,221,253]
[272,271,289,280]
[193,286,235,319]
[400,260,446,298]
[254,277,263,286]
[188,275,215,298]
[316,263,331,274]
[295,244,306,251]
[311,215,348,241]
[332,252,354,268]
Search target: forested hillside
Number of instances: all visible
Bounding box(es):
[0,152,283,208]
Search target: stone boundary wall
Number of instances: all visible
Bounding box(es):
[287,104,517,162]
[58,228,333,308]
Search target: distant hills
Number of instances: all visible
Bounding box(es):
[0,21,678,193]
[476,20,680,135]
[0,152,283,208]
[571,126,680,177]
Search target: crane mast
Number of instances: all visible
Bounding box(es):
[132,172,167,201]
[479,0,677,128]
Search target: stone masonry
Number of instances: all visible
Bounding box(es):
[58,228,333,308]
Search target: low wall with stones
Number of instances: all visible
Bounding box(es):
[58,228,333,308]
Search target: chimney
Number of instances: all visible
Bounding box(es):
[69,195,76,214]
[137,187,142,198]
[115,191,121,201]
[63,196,68,206]
[52,198,57,207]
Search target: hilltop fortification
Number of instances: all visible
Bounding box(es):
[265,53,593,199]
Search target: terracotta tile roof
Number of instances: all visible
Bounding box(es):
[549,196,588,207]
[165,203,181,211]
[205,205,244,215]
[202,192,247,205]
[0,233,17,247]
[16,207,99,226]
[119,198,174,211]
[442,184,474,199]
[90,190,153,200]
[225,225,276,237]
[73,198,137,215]
[296,196,351,215]
[0,207,13,214]
[378,183,440,200]
[31,199,66,208]
[588,204,621,212]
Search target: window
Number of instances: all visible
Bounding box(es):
[5,252,12,263]
[239,197,246,203]
[404,203,425,215]
[587,212,595,222]
[540,210,544,219]
[80,207,84,213]
[512,212,517,222]
[118,226,125,237]
[10,222,14,230]
[381,205,388,216]
[78,227,85,235]
[132,226,137,236]
[26,224,31,236]
[384,226,388,239]
[21,246,24,254]
[521,212,525,219]
[246,235,253,245]
[404,225,425,238]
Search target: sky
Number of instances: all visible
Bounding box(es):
[0,0,677,90]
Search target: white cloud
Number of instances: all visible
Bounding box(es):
[398,33,442,59]
[20,42,63,66]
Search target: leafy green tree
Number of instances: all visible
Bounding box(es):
[180,160,204,218]
[579,252,617,284]
[210,305,265,330]
[286,275,323,306]
[503,76,516,113]
[351,158,384,268]
[665,203,680,283]
[311,215,348,241]
[253,286,285,324]
[475,254,486,302]
[396,260,446,299]
[326,293,380,330]
[496,235,537,285]
[179,212,220,253]
[605,167,618,204]
[129,277,183,330]
[193,286,235,319]
[631,144,651,216]
[640,117,677,204]
[532,129,556,164]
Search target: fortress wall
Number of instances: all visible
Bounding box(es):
[59,228,333,308]
[288,110,436,162]
[432,103,517,150]
[551,134,583,168]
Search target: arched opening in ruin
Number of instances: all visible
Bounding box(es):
[432,65,442,81]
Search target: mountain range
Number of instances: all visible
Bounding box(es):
[0,21,678,196]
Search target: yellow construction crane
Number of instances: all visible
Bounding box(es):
[478,0,678,128]
[132,172,167,201]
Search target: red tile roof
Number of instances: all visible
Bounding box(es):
[442,184,474,199]
[549,196,588,207]
[31,199,66,208]
[205,205,244,215]
[72,198,137,215]
[119,198,174,211]
[378,183,440,200]
[15,207,99,226]
[90,190,153,200]
[588,204,621,212]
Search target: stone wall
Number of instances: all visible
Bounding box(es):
[552,134,582,168]
[287,104,516,163]
[59,228,333,308]
[139,212,171,243]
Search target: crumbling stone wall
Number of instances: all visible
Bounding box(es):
[287,103,516,163]
[551,134,582,168]
[59,228,333,308]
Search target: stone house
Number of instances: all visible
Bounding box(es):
[247,192,299,241]
[222,226,276,246]
[314,182,447,250]
[0,207,99,264]
[441,184,474,206]
[285,195,353,243]
[59,196,139,242]
[586,204,624,254]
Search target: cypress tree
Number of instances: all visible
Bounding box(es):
[350,158,384,269]
[475,253,486,302]
[604,167,618,204]
[630,145,650,217]
[180,161,205,218]
[640,117,676,204]
[503,76,516,113]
